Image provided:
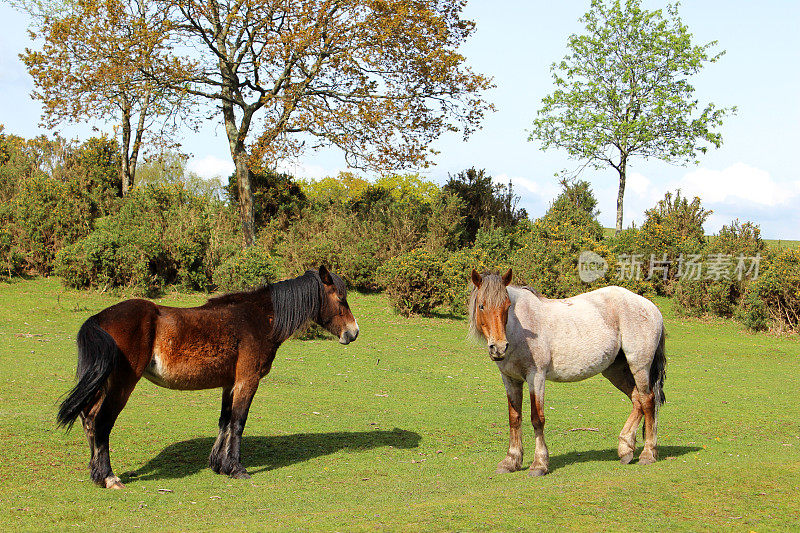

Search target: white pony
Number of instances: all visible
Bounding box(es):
[469,269,666,476]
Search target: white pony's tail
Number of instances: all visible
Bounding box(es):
[650,324,667,410]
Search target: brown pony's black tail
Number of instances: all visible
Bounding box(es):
[57,316,121,430]
[650,324,667,408]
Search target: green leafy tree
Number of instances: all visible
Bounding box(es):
[443,167,527,247]
[529,0,734,232]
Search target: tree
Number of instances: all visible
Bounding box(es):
[546,177,601,231]
[19,0,188,194]
[529,0,734,232]
[443,167,527,247]
[144,0,492,247]
[226,170,307,227]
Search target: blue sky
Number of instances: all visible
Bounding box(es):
[1,1,799,238]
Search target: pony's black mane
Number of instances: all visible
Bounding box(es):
[270,269,346,341]
[202,269,346,341]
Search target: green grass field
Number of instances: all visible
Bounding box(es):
[1,278,799,531]
[602,227,799,249]
[764,238,800,250]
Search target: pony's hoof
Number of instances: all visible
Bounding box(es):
[496,457,523,474]
[104,476,125,489]
[231,470,251,480]
[619,452,634,464]
[638,454,656,466]
[528,467,548,477]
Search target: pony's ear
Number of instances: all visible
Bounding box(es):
[319,265,334,286]
[471,269,482,288]
[502,268,513,286]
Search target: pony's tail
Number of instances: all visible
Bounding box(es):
[57,316,121,430]
[649,324,667,409]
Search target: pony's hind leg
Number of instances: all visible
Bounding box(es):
[209,386,233,474]
[633,368,658,465]
[84,374,138,488]
[602,354,642,464]
[496,376,524,473]
[79,398,101,477]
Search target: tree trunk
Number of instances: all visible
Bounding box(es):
[120,103,133,196]
[221,90,257,247]
[234,150,256,247]
[127,91,151,193]
[615,155,627,233]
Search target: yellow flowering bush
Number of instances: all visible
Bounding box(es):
[377,248,448,316]
[674,220,766,318]
[738,247,800,333]
[212,245,279,292]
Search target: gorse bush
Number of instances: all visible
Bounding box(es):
[511,180,608,298]
[739,247,800,333]
[637,190,711,295]
[443,167,527,247]
[0,133,122,276]
[674,219,766,318]
[9,175,94,275]
[377,248,447,316]
[212,245,280,292]
[277,209,387,291]
[278,180,448,291]
[378,245,502,317]
[55,184,236,294]
[0,220,25,279]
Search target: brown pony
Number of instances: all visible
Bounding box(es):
[57,266,359,489]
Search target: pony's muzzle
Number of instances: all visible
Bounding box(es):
[339,325,359,345]
[488,341,508,360]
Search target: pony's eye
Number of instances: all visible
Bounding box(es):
[478,304,484,311]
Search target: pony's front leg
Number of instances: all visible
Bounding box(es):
[528,372,549,476]
[220,378,259,479]
[209,386,233,474]
[496,375,524,474]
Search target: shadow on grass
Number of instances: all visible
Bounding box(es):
[422,310,467,320]
[548,445,702,472]
[121,428,421,483]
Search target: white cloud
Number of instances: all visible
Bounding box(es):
[593,163,800,238]
[187,154,342,182]
[187,155,235,180]
[627,172,652,198]
[494,173,536,194]
[275,160,336,180]
[675,162,798,207]
[493,173,561,200]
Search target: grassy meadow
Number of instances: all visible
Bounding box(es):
[1,277,799,531]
